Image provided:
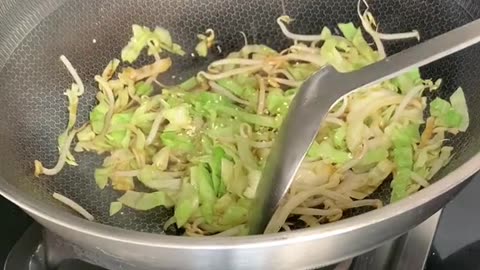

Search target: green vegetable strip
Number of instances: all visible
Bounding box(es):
[118,191,174,210]
[210,147,226,196]
[179,77,199,91]
[389,124,419,202]
[174,183,199,227]
[191,165,216,223]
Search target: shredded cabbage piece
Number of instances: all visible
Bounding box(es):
[109,202,123,216]
[121,25,185,63]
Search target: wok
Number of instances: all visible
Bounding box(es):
[0,0,479,269]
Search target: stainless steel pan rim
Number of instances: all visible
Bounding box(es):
[1,151,478,248]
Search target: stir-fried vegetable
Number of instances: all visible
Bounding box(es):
[195,29,216,57]
[53,192,94,221]
[34,2,469,236]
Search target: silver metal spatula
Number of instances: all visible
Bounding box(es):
[249,18,480,235]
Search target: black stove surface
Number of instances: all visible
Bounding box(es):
[2,174,480,270]
[0,198,32,265]
[425,175,480,270]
